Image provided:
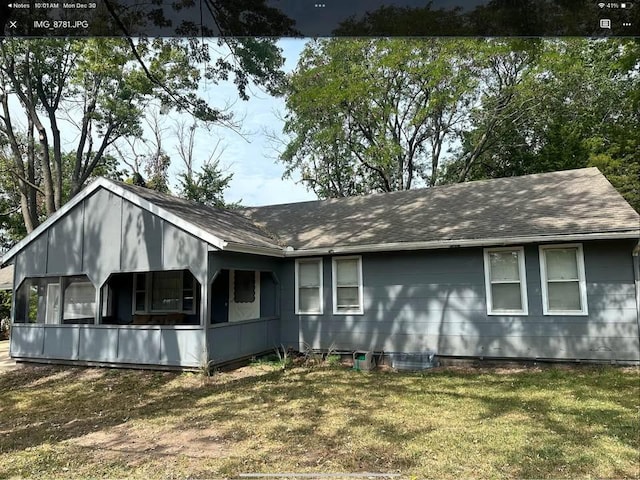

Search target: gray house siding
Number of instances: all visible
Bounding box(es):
[206,251,283,363]
[10,324,203,367]
[283,240,640,362]
[10,187,209,368]
[14,188,209,288]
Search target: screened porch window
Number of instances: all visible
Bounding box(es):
[295,259,322,314]
[133,270,196,314]
[483,247,528,315]
[539,244,588,315]
[62,276,97,324]
[14,275,96,324]
[332,256,363,315]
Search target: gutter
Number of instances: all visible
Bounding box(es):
[277,230,640,258]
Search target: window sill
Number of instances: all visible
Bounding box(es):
[487,310,528,316]
[542,310,589,316]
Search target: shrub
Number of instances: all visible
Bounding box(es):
[0,317,10,339]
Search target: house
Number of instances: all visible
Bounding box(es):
[2,167,639,368]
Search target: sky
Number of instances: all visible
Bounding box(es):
[165,38,317,207]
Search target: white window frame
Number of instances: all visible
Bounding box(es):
[132,271,196,315]
[483,246,529,315]
[295,258,323,315]
[539,243,588,316]
[332,255,364,315]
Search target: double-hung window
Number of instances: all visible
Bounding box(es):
[483,247,528,315]
[295,259,323,314]
[539,244,588,315]
[332,256,363,315]
[133,270,196,314]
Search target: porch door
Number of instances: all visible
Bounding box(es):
[228,270,260,322]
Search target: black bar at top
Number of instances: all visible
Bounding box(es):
[1,0,638,37]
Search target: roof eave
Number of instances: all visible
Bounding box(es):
[222,241,285,257]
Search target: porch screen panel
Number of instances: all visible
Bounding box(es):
[15,278,60,324]
[151,271,181,311]
[62,276,96,324]
[234,270,256,303]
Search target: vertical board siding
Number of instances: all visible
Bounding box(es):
[46,203,84,275]
[14,234,47,288]
[79,328,118,363]
[121,202,163,273]
[10,325,204,367]
[83,189,123,286]
[43,327,80,360]
[287,241,640,361]
[207,318,279,363]
[9,325,45,357]
[163,222,207,284]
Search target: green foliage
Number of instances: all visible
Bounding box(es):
[0,291,9,338]
[178,160,239,209]
[442,39,640,211]
[281,38,535,197]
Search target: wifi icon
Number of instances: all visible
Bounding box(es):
[598,2,606,6]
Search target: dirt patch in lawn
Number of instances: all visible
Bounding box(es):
[73,422,229,463]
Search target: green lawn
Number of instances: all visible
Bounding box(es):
[0,362,638,479]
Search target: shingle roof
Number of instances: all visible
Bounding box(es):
[239,167,640,251]
[115,182,283,249]
[0,265,13,290]
[4,167,637,266]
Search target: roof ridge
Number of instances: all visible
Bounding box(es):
[244,167,601,210]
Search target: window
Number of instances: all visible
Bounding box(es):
[62,276,96,324]
[15,276,95,324]
[151,271,181,311]
[539,244,588,315]
[483,247,528,315]
[234,270,256,303]
[332,256,363,315]
[295,258,323,314]
[133,270,196,314]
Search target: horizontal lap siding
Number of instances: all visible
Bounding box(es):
[287,240,640,361]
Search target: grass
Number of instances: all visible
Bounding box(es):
[0,362,638,479]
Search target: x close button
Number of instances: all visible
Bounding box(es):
[8,21,18,28]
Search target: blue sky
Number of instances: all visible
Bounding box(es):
[167,38,317,207]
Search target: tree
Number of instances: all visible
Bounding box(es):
[178,161,238,209]
[443,39,640,211]
[174,120,238,208]
[280,38,537,197]
[281,38,639,212]
[0,37,284,234]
